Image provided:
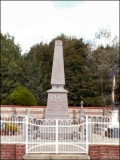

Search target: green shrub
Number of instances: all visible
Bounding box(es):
[1,98,11,105]
[2,86,37,106]
[5,123,19,134]
[83,97,102,106]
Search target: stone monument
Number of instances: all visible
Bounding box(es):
[45,40,69,119]
[80,101,84,119]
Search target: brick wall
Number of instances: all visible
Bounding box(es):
[89,145,120,160]
[1,144,119,159]
[1,105,115,118]
[1,144,25,160]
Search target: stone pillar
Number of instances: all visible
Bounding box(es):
[107,110,119,138]
[103,108,106,116]
[109,110,119,127]
[22,117,26,142]
[43,108,45,119]
[22,109,29,141]
[73,110,76,119]
[80,101,84,119]
[25,109,29,115]
[88,118,93,142]
[80,125,84,139]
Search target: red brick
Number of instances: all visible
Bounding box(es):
[99,157,110,160]
[89,145,119,160]
[111,157,120,160]
[16,150,25,153]
[113,148,120,151]
[114,151,120,153]
[1,153,6,155]
[112,153,120,156]
[2,149,14,152]
[90,145,98,148]
[90,150,98,153]
[99,153,107,156]
[2,155,13,158]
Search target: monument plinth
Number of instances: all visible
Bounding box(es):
[45,40,69,119]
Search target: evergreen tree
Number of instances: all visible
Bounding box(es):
[1,33,24,102]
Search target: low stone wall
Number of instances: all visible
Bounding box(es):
[1,105,115,118]
[89,145,120,160]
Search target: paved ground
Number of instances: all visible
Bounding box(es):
[23,153,90,159]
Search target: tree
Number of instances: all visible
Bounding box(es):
[1,33,24,102]
[2,86,37,106]
[22,42,53,105]
[1,31,119,107]
[85,27,119,106]
[24,34,108,106]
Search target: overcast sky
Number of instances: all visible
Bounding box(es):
[1,1,119,54]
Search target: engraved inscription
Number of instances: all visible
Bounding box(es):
[53,58,63,82]
[47,94,67,112]
[48,101,67,112]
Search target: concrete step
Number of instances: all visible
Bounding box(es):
[23,153,90,159]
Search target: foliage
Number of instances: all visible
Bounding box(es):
[86,27,119,106]
[82,97,102,106]
[5,123,19,132]
[1,33,24,101]
[22,50,51,105]
[2,86,37,106]
[1,31,119,107]
[1,99,11,105]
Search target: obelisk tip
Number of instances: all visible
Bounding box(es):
[55,40,62,46]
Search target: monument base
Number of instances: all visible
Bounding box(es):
[45,114,70,119]
[45,90,70,119]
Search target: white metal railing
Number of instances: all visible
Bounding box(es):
[26,117,87,154]
[0,114,119,154]
[87,116,119,145]
[0,114,26,143]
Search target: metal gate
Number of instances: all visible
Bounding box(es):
[26,117,88,154]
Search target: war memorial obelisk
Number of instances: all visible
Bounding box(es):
[45,40,69,119]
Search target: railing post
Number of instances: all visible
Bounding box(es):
[56,119,58,154]
[22,117,26,142]
[25,115,28,154]
[88,117,93,142]
[86,116,88,154]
